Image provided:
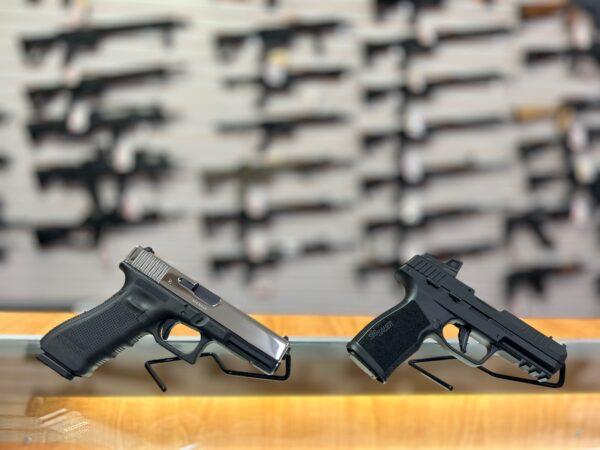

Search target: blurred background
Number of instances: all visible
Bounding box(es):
[0,0,598,317]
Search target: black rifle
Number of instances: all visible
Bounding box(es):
[204,157,351,192]
[362,159,508,193]
[35,207,175,248]
[505,263,583,300]
[211,239,353,279]
[362,114,505,151]
[27,66,181,113]
[25,0,72,6]
[21,18,186,65]
[357,241,499,277]
[363,71,504,104]
[518,125,600,161]
[426,241,499,262]
[518,136,563,161]
[524,43,600,67]
[504,206,570,249]
[364,205,489,235]
[215,19,346,62]
[218,112,348,151]
[526,172,572,191]
[364,25,511,65]
[589,173,600,206]
[36,148,174,208]
[0,154,9,170]
[526,170,600,202]
[373,0,445,21]
[203,200,349,236]
[27,105,173,144]
[348,254,567,389]
[526,172,600,210]
[224,67,347,107]
[0,111,9,125]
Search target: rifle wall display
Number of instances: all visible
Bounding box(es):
[0,0,598,317]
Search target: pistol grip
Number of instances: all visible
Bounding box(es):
[347,301,435,383]
[38,268,163,378]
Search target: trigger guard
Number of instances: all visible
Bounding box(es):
[432,332,496,368]
[149,321,211,365]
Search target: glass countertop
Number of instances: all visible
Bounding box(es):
[0,335,597,397]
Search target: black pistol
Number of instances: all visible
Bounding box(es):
[38,246,291,391]
[347,254,567,390]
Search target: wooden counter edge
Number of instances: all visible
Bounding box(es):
[0,311,598,338]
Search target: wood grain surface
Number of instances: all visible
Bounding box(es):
[0,312,598,449]
[12,393,600,449]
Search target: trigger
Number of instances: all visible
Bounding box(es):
[458,326,471,353]
[160,319,179,340]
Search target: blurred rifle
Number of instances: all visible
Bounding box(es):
[218,112,348,151]
[364,205,492,235]
[429,241,499,261]
[357,241,499,277]
[524,43,600,66]
[362,159,509,194]
[526,171,574,190]
[36,148,174,208]
[518,136,564,161]
[521,126,600,191]
[203,157,351,192]
[526,172,600,210]
[27,105,173,144]
[505,262,583,300]
[215,0,278,8]
[215,19,346,62]
[363,71,504,105]
[515,100,600,152]
[363,105,593,152]
[503,206,570,249]
[362,114,505,151]
[224,67,347,107]
[25,0,72,6]
[0,111,9,125]
[21,18,186,65]
[364,25,511,65]
[27,65,181,114]
[35,207,177,248]
[211,239,353,279]
[518,125,600,161]
[203,199,350,236]
[372,0,445,21]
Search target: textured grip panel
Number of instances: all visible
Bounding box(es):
[39,292,151,377]
[348,301,433,382]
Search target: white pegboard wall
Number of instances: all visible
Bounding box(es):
[0,0,598,318]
